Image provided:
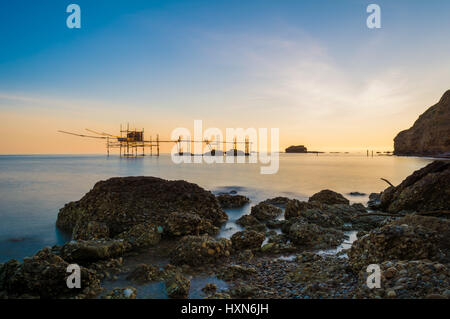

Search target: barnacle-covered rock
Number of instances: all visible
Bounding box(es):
[170,235,231,266]
[57,177,228,239]
[308,190,350,205]
[0,248,99,298]
[250,202,282,221]
[231,230,265,250]
[165,211,218,236]
[216,194,250,208]
[348,216,449,271]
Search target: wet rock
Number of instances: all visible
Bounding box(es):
[126,264,163,283]
[0,248,99,298]
[57,177,228,239]
[230,285,259,298]
[218,265,257,281]
[284,199,325,219]
[348,217,448,271]
[89,257,123,279]
[164,271,190,299]
[202,283,217,294]
[368,193,381,209]
[170,235,231,266]
[236,215,261,228]
[308,190,350,205]
[236,249,254,262]
[286,220,345,248]
[216,194,250,208]
[60,239,130,263]
[379,161,450,213]
[250,202,282,221]
[266,219,287,229]
[261,234,296,254]
[231,230,265,250]
[205,292,231,299]
[260,197,291,206]
[356,260,450,298]
[73,221,110,241]
[296,208,344,229]
[165,212,218,236]
[116,223,161,249]
[103,287,137,299]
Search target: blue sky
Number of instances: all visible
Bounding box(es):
[1,0,449,153]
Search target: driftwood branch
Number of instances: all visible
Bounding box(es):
[380,178,394,187]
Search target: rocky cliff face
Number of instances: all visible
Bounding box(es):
[394,90,450,157]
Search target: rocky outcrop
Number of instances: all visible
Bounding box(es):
[348,215,450,271]
[216,194,250,208]
[250,202,282,221]
[103,287,137,299]
[0,248,99,298]
[356,260,450,299]
[231,230,265,250]
[165,211,218,236]
[164,271,190,299]
[285,145,307,153]
[286,220,345,248]
[236,214,261,228]
[126,264,163,283]
[116,223,161,249]
[56,177,228,240]
[308,190,349,206]
[170,235,231,266]
[394,90,450,157]
[218,265,257,281]
[60,239,130,263]
[379,161,450,213]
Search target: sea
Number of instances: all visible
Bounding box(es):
[0,153,434,263]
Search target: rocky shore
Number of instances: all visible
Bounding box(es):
[1,161,449,299]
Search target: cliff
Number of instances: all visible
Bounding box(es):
[394,90,450,157]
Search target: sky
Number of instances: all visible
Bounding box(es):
[0,0,449,154]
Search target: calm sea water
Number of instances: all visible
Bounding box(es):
[0,153,434,262]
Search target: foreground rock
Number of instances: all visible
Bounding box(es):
[348,215,450,271]
[380,160,450,213]
[308,189,349,205]
[216,194,250,208]
[57,177,228,240]
[126,264,163,283]
[116,223,161,249]
[165,212,218,236]
[394,90,450,157]
[60,239,130,263]
[0,248,99,298]
[285,198,379,231]
[250,202,282,221]
[164,271,190,298]
[356,260,450,299]
[170,235,231,266]
[285,220,345,248]
[231,230,265,250]
[103,287,137,299]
